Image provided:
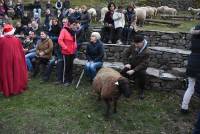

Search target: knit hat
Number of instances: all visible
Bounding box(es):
[91,32,101,40]
[3,24,15,36]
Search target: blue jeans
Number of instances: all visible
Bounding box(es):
[25,51,36,71]
[85,61,103,79]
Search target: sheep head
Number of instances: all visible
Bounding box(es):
[115,77,132,98]
[188,7,192,11]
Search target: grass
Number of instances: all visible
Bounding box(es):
[142,19,199,33]
[0,77,200,134]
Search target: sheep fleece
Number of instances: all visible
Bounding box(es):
[92,68,121,99]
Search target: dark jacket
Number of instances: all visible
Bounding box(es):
[49,24,61,37]
[70,12,81,21]
[104,11,114,26]
[63,0,70,9]
[125,10,136,27]
[186,24,200,78]
[86,40,104,62]
[34,1,41,9]
[80,11,91,25]
[123,40,150,72]
[21,16,31,26]
[46,3,52,9]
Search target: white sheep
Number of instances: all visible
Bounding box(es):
[188,7,200,15]
[99,7,108,23]
[165,7,177,15]
[88,8,97,21]
[152,7,157,16]
[157,6,177,15]
[135,7,147,27]
[142,6,155,18]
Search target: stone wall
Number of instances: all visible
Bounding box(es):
[76,30,191,91]
[141,30,191,50]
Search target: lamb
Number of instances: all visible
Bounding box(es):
[143,6,155,18]
[88,8,97,21]
[188,7,200,15]
[165,7,177,15]
[135,7,147,27]
[92,67,132,117]
[99,7,108,23]
[157,6,177,15]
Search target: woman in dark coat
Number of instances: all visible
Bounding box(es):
[181,23,200,113]
[85,32,104,80]
[102,2,115,43]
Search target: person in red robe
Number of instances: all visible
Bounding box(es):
[0,23,28,97]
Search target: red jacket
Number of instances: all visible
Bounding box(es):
[58,27,77,55]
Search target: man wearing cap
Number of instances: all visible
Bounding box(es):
[0,23,28,97]
[121,34,150,99]
[85,32,104,81]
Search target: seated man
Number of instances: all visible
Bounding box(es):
[25,31,38,72]
[85,32,104,81]
[121,34,150,99]
[32,31,53,80]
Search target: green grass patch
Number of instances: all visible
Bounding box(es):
[0,77,199,133]
[143,20,199,32]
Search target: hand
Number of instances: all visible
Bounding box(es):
[108,24,113,27]
[39,51,45,56]
[126,70,135,75]
[24,48,28,53]
[125,64,131,69]
[130,26,133,29]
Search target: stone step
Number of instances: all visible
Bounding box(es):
[89,27,191,50]
[73,59,185,91]
[149,47,191,55]
[171,67,187,77]
[74,59,180,81]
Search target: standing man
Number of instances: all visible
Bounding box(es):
[0,23,28,97]
[58,18,79,86]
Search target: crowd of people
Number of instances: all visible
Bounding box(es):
[0,0,200,133]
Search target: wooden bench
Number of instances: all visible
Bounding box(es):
[160,15,193,21]
[73,59,179,81]
[145,19,181,27]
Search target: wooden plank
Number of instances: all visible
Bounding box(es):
[160,15,193,20]
[145,19,181,26]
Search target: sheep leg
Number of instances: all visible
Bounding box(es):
[113,100,117,113]
[104,99,111,117]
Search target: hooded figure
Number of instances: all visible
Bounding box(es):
[0,24,28,97]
